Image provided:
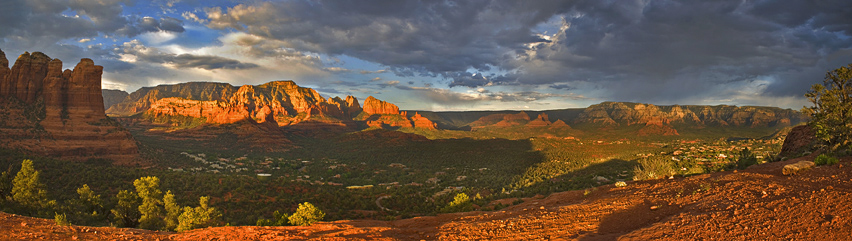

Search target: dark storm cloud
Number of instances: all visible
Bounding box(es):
[205,0,852,104]
[205,0,569,75]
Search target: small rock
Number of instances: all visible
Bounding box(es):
[20,222,27,227]
[650,206,659,210]
[593,176,610,183]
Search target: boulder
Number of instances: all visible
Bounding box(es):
[783,161,815,175]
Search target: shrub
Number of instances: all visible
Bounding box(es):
[815,154,839,166]
[735,148,760,169]
[256,210,289,226]
[632,157,675,181]
[176,196,221,231]
[55,213,71,226]
[440,193,473,213]
[288,202,325,226]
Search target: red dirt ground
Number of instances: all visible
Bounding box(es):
[3,153,851,240]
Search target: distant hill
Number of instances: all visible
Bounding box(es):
[102,89,128,109]
[407,102,802,131]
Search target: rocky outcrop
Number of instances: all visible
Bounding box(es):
[469,112,534,129]
[111,80,367,127]
[0,49,139,163]
[779,125,817,157]
[109,81,441,131]
[362,96,399,115]
[102,89,129,109]
[411,112,437,130]
[526,113,553,127]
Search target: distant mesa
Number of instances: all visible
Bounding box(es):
[0,49,139,163]
[470,112,568,130]
[574,102,802,128]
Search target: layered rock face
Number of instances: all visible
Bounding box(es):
[575,102,802,128]
[0,49,139,163]
[362,96,399,115]
[411,112,437,130]
[110,81,438,130]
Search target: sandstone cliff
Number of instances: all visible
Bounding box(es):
[362,96,399,115]
[411,112,437,130]
[112,81,440,130]
[109,81,365,127]
[0,49,139,163]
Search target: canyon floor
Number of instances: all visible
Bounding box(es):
[2,153,850,241]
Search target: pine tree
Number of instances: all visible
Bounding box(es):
[134,176,165,230]
[804,63,852,151]
[11,159,54,216]
[163,190,181,231]
[72,184,104,225]
[111,190,141,228]
[288,202,325,226]
[0,165,13,200]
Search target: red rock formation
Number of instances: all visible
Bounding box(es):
[411,112,437,130]
[115,81,368,127]
[0,49,9,93]
[526,113,552,127]
[1,52,51,103]
[550,119,570,128]
[0,50,139,163]
[362,96,400,115]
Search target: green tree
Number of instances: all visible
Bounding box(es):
[134,176,165,230]
[176,196,221,231]
[803,63,852,151]
[440,193,473,213]
[110,189,141,228]
[0,165,13,201]
[735,148,759,169]
[163,190,181,231]
[71,184,105,225]
[256,210,289,226]
[11,159,55,216]
[288,202,325,226]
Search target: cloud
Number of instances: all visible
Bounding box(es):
[395,85,587,105]
[201,0,851,107]
[121,40,258,70]
[0,0,187,49]
[378,80,399,88]
[182,11,205,23]
[360,69,388,74]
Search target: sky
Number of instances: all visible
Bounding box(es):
[1,0,850,111]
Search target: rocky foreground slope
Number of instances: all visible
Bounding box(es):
[0,49,138,163]
[2,152,849,240]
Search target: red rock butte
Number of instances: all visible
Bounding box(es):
[0,49,139,163]
[105,81,439,130]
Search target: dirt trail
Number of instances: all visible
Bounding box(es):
[2,153,850,240]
